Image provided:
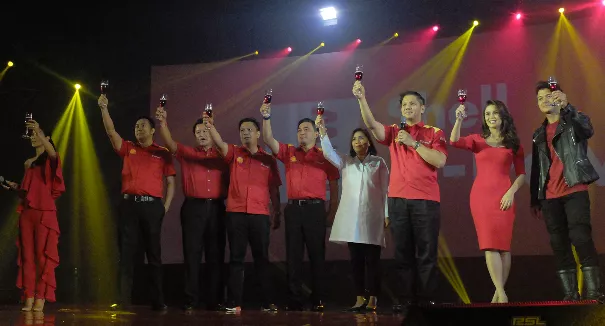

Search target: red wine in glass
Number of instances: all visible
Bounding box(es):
[22,112,33,139]
[317,102,325,115]
[263,89,273,104]
[159,94,168,107]
[204,103,213,118]
[548,76,560,91]
[457,89,467,104]
[100,80,109,95]
[355,64,363,81]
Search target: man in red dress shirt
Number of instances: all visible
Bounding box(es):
[530,82,603,301]
[98,95,176,311]
[354,83,447,312]
[206,117,281,313]
[155,107,229,311]
[260,103,339,311]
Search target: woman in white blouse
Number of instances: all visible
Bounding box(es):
[315,115,389,312]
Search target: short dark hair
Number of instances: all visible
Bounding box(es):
[399,91,425,105]
[192,118,205,134]
[349,128,378,158]
[297,118,316,130]
[238,117,260,131]
[536,81,563,94]
[136,116,155,129]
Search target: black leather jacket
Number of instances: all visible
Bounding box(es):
[530,104,599,207]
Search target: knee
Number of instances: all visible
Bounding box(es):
[569,225,593,245]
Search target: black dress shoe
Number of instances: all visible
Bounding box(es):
[183,303,195,311]
[261,304,278,312]
[311,301,325,312]
[285,304,304,311]
[152,304,168,311]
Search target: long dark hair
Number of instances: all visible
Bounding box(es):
[349,128,377,158]
[481,100,520,154]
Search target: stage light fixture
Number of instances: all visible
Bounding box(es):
[255,50,259,55]
[320,42,325,47]
[394,32,399,37]
[559,7,565,13]
[287,47,292,52]
[602,0,605,6]
[7,61,13,67]
[320,7,337,26]
[356,38,361,43]
[75,84,81,90]
[515,13,522,20]
[433,25,439,31]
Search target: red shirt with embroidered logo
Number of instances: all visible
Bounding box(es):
[117,139,176,198]
[275,143,340,200]
[377,122,447,202]
[175,143,229,199]
[224,144,282,215]
[545,122,588,199]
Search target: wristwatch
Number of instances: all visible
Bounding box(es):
[413,141,421,150]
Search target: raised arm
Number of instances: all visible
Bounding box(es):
[98,94,123,152]
[450,105,466,143]
[260,103,280,154]
[205,122,229,157]
[316,115,344,169]
[27,121,57,159]
[353,81,386,141]
[155,107,177,154]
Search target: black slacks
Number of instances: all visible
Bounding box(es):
[388,197,441,303]
[181,198,226,307]
[284,202,326,306]
[348,242,382,296]
[118,197,165,306]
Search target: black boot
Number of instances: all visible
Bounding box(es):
[556,269,580,301]
[581,266,605,303]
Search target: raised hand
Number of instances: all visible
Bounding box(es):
[315,115,327,136]
[98,94,108,110]
[455,104,467,121]
[352,81,365,99]
[260,103,271,119]
[155,107,167,123]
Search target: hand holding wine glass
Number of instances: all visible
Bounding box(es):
[315,115,327,137]
[455,105,467,121]
[352,82,365,99]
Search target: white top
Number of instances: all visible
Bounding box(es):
[320,134,389,247]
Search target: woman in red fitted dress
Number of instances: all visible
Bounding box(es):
[1,121,64,312]
[449,100,525,303]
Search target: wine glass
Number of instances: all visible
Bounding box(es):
[354,64,363,81]
[22,112,33,139]
[263,89,273,104]
[316,101,325,115]
[160,94,168,108]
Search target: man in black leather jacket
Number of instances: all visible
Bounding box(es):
[530,81,602,302]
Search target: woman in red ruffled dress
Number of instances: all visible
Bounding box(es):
[1,120,65,312]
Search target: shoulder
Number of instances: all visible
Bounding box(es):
[423,124,443,134]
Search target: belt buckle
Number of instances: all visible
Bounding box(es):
[135,196,142,203]
[299,200,306,206]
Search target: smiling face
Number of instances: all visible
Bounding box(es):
[536,88,555,114]
[239,122,260,147]
[134,118,155,143]
[484,104,502,130]
[400,94,425,123]
[351,131,370,156]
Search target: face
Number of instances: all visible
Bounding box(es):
[484,104,502,130]
[194,124,212,147]
[135,119,155,142]
[351,131,370,156]
[239,122,260,146]
[297,122,317,147]
[30,132,47,148]
[537,88,555,114]
[400,94,425,121]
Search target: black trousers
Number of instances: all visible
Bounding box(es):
[348,242,382,296]
[541,191,599,270]
[388,198,441,303]
[226,212,272,307]
[284,202,326,305]
[118,198,165,306]
[181,198,226,307]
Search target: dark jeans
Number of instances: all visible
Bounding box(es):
[181,198,226,307]
[388,198,441,303]
[541,191,599,270]
[118,197,165,306]
[225,212,272,307]
[284,202,326,306]
[348,242,382,296]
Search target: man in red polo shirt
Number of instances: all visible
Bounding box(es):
[155,107,229,311]
[206,117,281,313]
[353,83,447,312]
[260,103,339,312]
[98,95,176,311]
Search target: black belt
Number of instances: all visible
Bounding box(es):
[123,194,159,202]
[288,199,324,206]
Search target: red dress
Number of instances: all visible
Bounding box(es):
[16,155,65,302]
[451,134,525,251]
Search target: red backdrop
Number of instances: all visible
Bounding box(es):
[150,16,605,263]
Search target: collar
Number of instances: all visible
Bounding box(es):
[136,141,159,149]
[196,146,215,153]
[239,145,266,155]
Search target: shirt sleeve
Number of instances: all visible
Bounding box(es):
[274,142,292,163]
[379,157,390,218]
[269,157,282,187]
[319,134,344,170]
[163,151,177,176]
[449,134,477,152]
[117,139,130,157]
[377,124,395,145]
[223,144,236,164]
[513,145,526,176]
[175,143,200,161]
[432,129,448,156]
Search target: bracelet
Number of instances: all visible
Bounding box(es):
[413,141,421,150]
[263,115,271,120]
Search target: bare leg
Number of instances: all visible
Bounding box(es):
[485,251,507,303]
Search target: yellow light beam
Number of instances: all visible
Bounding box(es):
[539,15,563,78]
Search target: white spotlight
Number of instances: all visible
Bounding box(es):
[320,7,337,26]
